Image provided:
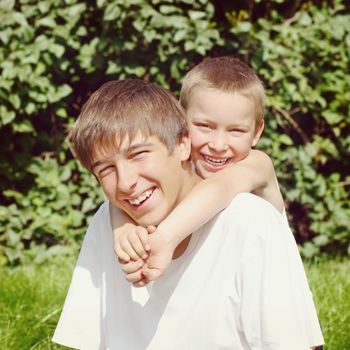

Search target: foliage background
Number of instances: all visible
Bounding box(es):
[0,0,349,266]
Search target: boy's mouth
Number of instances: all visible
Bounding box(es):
[202,155,230,167]
[126,188,155,207]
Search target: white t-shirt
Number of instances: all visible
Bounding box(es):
[53,193,323,350]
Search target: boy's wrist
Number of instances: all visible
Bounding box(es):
[156,222,183,250]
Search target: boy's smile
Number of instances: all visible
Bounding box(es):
[92,133,193,227]
[186,88,264,179]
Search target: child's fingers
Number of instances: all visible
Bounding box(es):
[147,225,157,234]
[133,264,150,287]
[133,280,148,288]
[122,259,144,274]
[125,270,143,283]
[142,266,163,282]
[128,231,148,259]
[119,239,140,262]
[114,241,131,263]
[135,227,151,252]
[124,262,144,283]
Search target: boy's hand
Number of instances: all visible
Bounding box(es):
[114,223,151,262]
[122,259,147,285]
[124,225,177,287]
[140,226,175,283]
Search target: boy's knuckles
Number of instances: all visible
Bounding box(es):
[125,271,142,283]
[128,234,139,244]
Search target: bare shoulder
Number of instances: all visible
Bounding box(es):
[249,149,274,168]
[249,151,285,213]
[237,150,275,180]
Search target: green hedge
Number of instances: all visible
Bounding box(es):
[0,0,349,265]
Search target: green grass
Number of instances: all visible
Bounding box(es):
[306,259,350,350]
[1,258,350,350]
[0,257,74,350]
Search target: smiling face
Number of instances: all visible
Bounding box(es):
[187,88,264,179]
[92,133,194,227]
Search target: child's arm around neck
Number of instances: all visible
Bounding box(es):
[112,149,285,283]
[157,149,284,249]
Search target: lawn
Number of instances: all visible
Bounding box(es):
[0,257,74,350]
[1,257,349,350]
[306,259,350,350]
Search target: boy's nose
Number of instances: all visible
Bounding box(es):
[116,163,138,194]
[208,137,229,152]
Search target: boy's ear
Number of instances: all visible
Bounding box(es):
[252,119,264,147]
[177,135,191,161]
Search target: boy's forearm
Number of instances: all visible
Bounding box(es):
[158,167,255,245]
[157,154,272,245]
[157,179,228,245]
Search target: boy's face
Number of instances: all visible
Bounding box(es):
[92,132,191,227]
[186,88,264,179]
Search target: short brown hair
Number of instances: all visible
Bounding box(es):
[70,79,188,172]
[180,56,265,126]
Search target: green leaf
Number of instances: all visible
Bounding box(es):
[49,43,65,58]
[38,1,51,13]
[235,21,252,32]
[159,5,180,15]
[313,235,329,247]
[13,120,34,133]
[133,19,145,32]
[12,12,28,26]
[82,198,95,213]
[173,29,187,42]
[1,0,15,11]
[278,134,293,145]
[184,40,195,51]
[37,16,56,28]
[298,12,312,26]
[189,10,206,21]
[25,102,36,115]
[67,3,87,18]
[56,107,67,118]
[9,94,20,109]
[57,84,73,99]
[0,106,15,125]
[104,4,121,21]
[322,110,343,125]
[0,28,11,44]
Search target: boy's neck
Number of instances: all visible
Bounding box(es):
[176,162,202,204]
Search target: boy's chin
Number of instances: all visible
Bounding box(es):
[195,164,219,179]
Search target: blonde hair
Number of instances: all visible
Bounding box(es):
[70,79,188,172]
[180,56,265,127]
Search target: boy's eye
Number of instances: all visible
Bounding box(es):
[131,150,150,158]
[98,165,114,177]
[229,129,244,135]
[194,122,211,129]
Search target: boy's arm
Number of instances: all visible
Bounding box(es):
[156,150,275,248]
[139,151,277,283]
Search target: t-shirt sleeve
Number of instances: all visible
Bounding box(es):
[52,203,108,350]
[231,194,324,350]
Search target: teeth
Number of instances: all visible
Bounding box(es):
[128,189,154,206]
[204,155,227,166]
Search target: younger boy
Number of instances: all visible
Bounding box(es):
[112,57,285,280]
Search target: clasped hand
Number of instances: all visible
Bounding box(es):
[114,223,176,287]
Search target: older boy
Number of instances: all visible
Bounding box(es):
[53,79,323,349]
